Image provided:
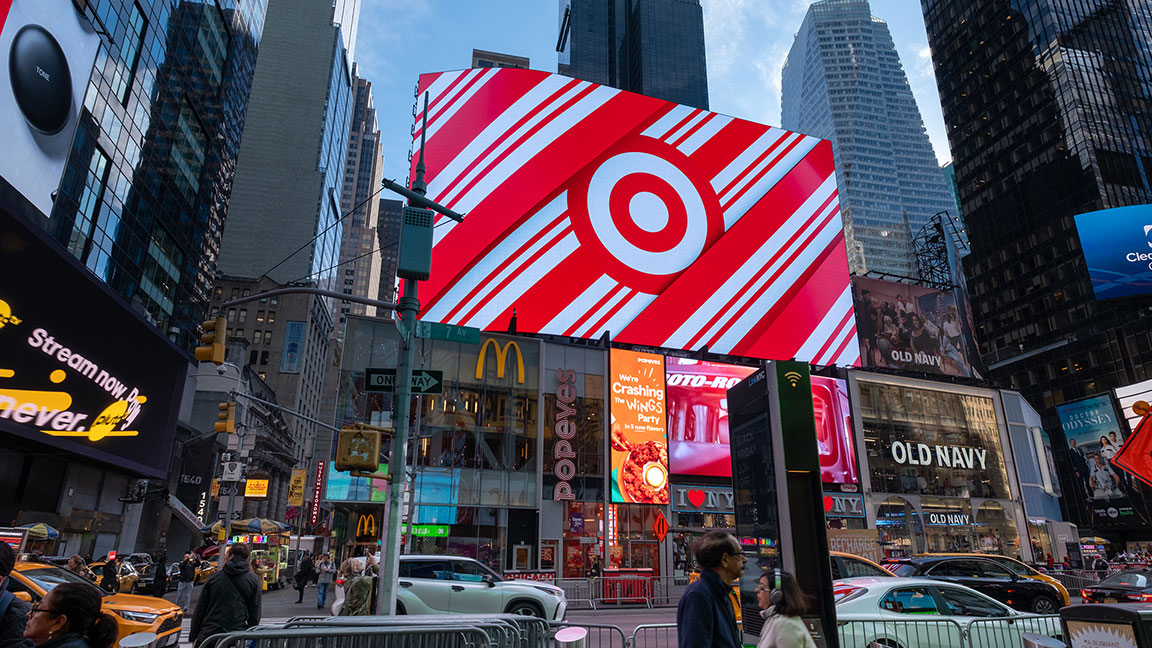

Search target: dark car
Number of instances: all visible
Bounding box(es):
[1081,569,1152,604]
[882,556,1063,614]
[135,562,172,596]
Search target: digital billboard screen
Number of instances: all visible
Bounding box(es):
[0,210,187,477]
[409,68,858,365]
[852,276,976,378]
[1074,204,1152,300]
[1055,395,1147,528]
[666,357,857,484]
[609,348,668,503]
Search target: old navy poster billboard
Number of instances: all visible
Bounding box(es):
[0,210,186,477]
[1055,395,1147,528]
[1074,204,1152,300]
[852,276,976,378]
[408,68,858,365]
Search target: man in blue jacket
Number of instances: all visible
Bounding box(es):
[677,531,744,648]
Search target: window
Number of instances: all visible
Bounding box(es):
[235,329,244,339]
[256,311,265,323]
[249,350,258,365]
[170,100,207,201]
[936,586,1008,618]
[449,560,499,582]
[231,288,240,299]
[259,351,268,365]
[227,308,236,321]
[238,309,247,324]
[65,148,110,260]
[977,561,1014,579]
[253,330,261,343]
[879,587,939,614]
[840,556,891,579]
[263,331,272,344]
[267,311,276,324]
[929,560,984,578]
[110,3,145,103]
[399,560,450,580]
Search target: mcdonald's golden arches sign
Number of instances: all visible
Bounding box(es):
[355,513,376,538]
[475,339,525,383]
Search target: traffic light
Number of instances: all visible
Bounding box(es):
[214,401,236,434]
[194,317,227,365]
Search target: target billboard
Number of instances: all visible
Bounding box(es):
[410,69,857,364]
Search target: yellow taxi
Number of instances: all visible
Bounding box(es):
[918,553,1071,605]
[9,561,182,647]
[193,558,218,584]
[88,560,140,594]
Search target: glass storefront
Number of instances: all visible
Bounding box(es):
[609,504,663,576]
[561,502,603,578]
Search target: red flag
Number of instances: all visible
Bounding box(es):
[1112,411,1152,487]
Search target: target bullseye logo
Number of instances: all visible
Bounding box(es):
[570,138,723,292]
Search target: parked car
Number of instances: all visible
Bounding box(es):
[830,551,894,581]
[834,576,1063,647]
[882,556,1064,614]
[193,558,218,584]
[332,555,566,619]
[1080,569,1152,603]
[125,553,153,568]
[917,553,1070,605]
[89,560,141,594]
[6,561,183,647]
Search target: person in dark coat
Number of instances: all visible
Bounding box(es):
[97,561,117,594]
[0,542,33,648]
[175,553,197,612]
[189,543,260,647]
[293,552,314,604]
[22,583,118,648]
[676,531,744,648]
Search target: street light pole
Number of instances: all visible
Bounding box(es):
[218,362,244,567]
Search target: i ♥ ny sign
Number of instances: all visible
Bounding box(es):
[672,486,735,513]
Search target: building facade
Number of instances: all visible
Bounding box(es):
[377,198,403,307]
[557,0,709,110]
[472,49,530,69]
[335,65,384,328]
[921,0,1152,539]
[781,0,956,279]
[217,0,356,291]
[44,0,265,350]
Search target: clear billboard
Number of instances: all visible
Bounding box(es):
[1074,204,1152,300]
[409,68,857,365]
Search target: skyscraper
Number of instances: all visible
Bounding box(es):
[44,0,265,349]
[557,0,709,109]
[377,198,403,307]
[781,0,956,278]
[217,0,356,291]
[923,0,1152,530]
[334,65,384,329]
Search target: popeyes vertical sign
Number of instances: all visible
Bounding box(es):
[553,368,577,500]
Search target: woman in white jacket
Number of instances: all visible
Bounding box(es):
[756,571,816,648]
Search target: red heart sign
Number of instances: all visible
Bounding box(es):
[688,490,706,508]
[824,495,834,512]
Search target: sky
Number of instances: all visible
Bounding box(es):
[353,0,951,189]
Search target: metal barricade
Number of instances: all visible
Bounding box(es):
[965,616,1062,648]
[836,617,966,648]
[277,614,541,648]
[554,578,597,610]
[598,576,652,607]
[629,623,677,648]
[547,622,627,648]
[201,624,494,648]
[648,576,688,607]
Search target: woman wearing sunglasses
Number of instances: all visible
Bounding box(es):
[755,571,815,648]
[23,584,117,648]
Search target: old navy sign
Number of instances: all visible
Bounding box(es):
[890,441,988,470]
[672,485,734,513]
[926,512,971,526]
[553,368,577,500]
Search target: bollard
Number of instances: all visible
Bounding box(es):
[118,632,157,648]
[1022,633,1066,648]
[554,626,588,648]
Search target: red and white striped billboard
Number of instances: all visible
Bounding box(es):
[409,69,858,365]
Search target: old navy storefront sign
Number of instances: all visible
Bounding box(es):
[890,441,989,470]
[0,210,185,476]
[409,68,858,366]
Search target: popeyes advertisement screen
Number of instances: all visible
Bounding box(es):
[610,348,669,504]
[666,358,858,483]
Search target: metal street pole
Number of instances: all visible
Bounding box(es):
[218,363,244,567]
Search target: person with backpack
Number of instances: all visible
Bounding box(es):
[293,552,314,604]
[189,543,260,647]
[0,542,33,648]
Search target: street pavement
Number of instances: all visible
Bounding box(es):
[163,580,677,646]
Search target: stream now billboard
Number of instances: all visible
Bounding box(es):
[409,68,857,365]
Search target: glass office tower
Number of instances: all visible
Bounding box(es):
[922,0,1152,534]
[557,0,709,110]
[45,0,266,350]
[781,0,957,279]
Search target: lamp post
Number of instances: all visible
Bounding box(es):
[216,362,245,567]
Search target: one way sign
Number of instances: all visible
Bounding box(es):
[365,368,443,395]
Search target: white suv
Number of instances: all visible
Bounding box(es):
[390,555,566,619]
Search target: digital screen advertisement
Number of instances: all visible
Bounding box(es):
[410,68,857,365]
[1056,395,1146,527]
[852,276,976,377]
[0,0,100,217]
[1074,204,1152,300]
[609,348,669,504]
[0,210,186,477]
